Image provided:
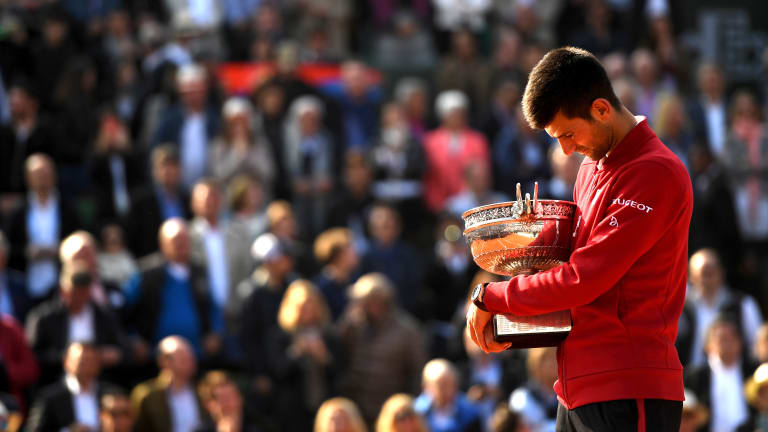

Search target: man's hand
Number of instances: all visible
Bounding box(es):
[466,303,512,353]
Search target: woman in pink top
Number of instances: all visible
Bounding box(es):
[422,90,490,213]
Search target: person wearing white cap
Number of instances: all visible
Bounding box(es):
[208,97,275,192]
[422,89,490,213]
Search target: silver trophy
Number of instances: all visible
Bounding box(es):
[462,183,576,348]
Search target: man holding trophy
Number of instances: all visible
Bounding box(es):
[465,47,693,431]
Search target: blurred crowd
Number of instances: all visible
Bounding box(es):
[0,0,767,431]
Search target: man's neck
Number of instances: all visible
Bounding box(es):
[608,108,639,155]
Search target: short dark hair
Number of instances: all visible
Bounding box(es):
[523,47,621,130]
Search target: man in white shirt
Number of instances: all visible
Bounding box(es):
[684,318,758,432]
[26,342,111,431]
[131,336,205,432]
[677,249,763,368]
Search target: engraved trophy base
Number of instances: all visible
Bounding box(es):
[492,310,572,348]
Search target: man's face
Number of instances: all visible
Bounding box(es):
[706,323,742,366]
[153,159,180,190]
[192,185,221,220]
[65,344,101,384]
[167,343,197,383]
[160,224,189,263]
[545,111,612,161]
[100,395,134,432]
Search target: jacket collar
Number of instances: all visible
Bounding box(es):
[600,116,656,170]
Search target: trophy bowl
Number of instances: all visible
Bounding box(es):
[462,195,577,348]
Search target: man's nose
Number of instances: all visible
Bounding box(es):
[559,140,575,156]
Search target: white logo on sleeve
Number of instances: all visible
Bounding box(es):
[610,216,618,227]
[612,198,653,213]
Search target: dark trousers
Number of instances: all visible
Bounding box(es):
[556,399,682,432]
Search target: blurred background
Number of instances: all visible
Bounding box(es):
[0,0,767,431]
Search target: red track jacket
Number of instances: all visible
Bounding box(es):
[484,118,693,409]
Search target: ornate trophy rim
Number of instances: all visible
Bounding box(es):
[462,199,576,232]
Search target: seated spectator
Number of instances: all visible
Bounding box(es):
[238,233,298,389]
[0,314,38,411]
[630,48,667,119]
[376,393,428,432]
[267,280,343,430]
[489,404,526,432]
[99,390,135,432]
[6,153,79,302]
[373,11,437,77]
[313,227,360,320]
[314,397,368,432]
[337,273,426,424]
[434,30,492,116]
[0,231,30,322]
[90,109,146,223]
[197,370,273,432]
[686,62,727,158]
[126,145,190,259]
[123,218,221,358]
[131,336,208,432]
[678,389,709,432]
[509,348,558,432]
[26,342,116,432]
[209,97,275,191]
[152,64,220,190]
[445,160,509,218]
[745,363,768,432]
[423,90,490,213]
[360,203,425,317]
[266,200,314,276]
[541,145,584,202]
[677,249,763,368]
[684,317,757,432]
[97,224,138,288]
[26,261,126,386]
[283,96,336,240]
[393,77,430,141]
[652,92,695,169]
[226,174,268,246]
[414,358,483,432]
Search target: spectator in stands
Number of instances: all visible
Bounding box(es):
[492,106,552,198]
[196,370,273,432]
[0,313,38,412]
[338,273,426,424]
[26,260,126,386]
[676,249,763,367]
[541,145,584,202]
[723,89,768,246]
[369,102,427,236]
[99,391,135,432]
[209,97,275,191]
[152,64,220,190]
[423,90,490,214]
[446,160,509,218]
[509,348,559,432]
[26,342,114,432]
[97,224,138,288]
[6,153,78,302]
[126,145,190,259]
[431,2,492,53]
[253,82,291,199]
[0,231,30,322]
[755,324,768,364]
[90,109,145,223]
[188,179,234,330]
[414,358,483,432]
[0,80,56,199]
[314,397,368,432]
[687,62,728,158]
[284,95,336,239]
[313,227,360,320]
[652,92,695,169]
[566,0,629,57]
[360,203,425,317]
[267,280,343,430]
[394,77,430,141]
[684,317,757,432]
[327,151,376,250]
[131,336,208,432]
[124,218,221,358]
[59,230,124,310]
[745,363,768,432]
[373,11,436,77]
[688,142,744,285]
[435,30,492,117]
[266,199,314,276]
[376,393,428,432]
[325,60,381,151]
[482,79,522,149]
[630,48,666,119]
[238,233,298,393]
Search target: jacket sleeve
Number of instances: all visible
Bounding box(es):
[483,160,691,315]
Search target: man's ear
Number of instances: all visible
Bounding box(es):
[590,98,612,122]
